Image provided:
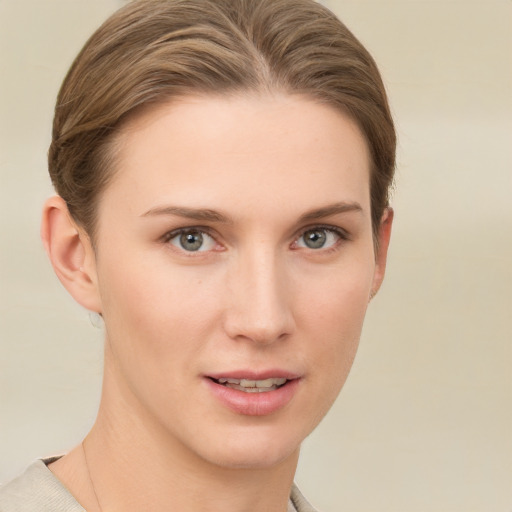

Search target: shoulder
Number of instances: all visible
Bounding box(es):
[289,484,320,512]
[0,459,85,512]
[1,461,318,512]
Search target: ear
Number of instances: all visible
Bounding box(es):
[41,196,102,313]
[370,207,394,299]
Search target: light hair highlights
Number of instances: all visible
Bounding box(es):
[49,0,395,241]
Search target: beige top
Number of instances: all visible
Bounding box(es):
[0,458,317,512]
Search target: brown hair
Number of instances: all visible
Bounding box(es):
[48,0,395,241]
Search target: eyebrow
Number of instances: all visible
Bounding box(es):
[141,205,231,223]
[141,201,362,224]
[298,201,363,222]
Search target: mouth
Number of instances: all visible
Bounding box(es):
[209,377,288,393]
[205,372,301,415]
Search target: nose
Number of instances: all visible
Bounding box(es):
[223,248,295,345]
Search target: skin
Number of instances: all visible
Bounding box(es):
[42,93,392,512]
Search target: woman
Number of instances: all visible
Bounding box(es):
[0,0,395,510]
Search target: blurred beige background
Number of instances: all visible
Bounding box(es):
[1,1,510,511]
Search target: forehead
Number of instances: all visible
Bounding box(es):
[103,93,371,221]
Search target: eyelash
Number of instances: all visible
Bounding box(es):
[162,227,221,254]
[292,224,350,252]
[161,224,350,255]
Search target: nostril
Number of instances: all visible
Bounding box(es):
[232,328,291,346]
[223,265,295,343]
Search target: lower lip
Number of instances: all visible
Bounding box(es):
[205,378,300,416]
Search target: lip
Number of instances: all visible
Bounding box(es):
[204,370,301,416]
[207,369,300,381]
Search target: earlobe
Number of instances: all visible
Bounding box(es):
[41,196,102,313]
[370,207,394,300]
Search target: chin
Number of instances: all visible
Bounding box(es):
[207,446,299,471]
[194,426,302,470]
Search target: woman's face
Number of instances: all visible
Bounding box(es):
[89,93,389,469]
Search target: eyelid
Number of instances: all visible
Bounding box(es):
[161,225,214,242]
[292,224,351,250]
[160,223,350,253]
[161,226,224,253]
[295,223,351,241]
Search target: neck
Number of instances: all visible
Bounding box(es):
[75,360,299,512]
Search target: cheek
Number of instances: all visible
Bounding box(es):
[296,258,374,404]
[307,287,367,378]
[96,253,222,363]
[298,255,374,332]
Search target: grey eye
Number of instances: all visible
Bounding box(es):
[302,229,327,249]
[296,228,340,250]
[180,231,203,251]
[168,230,216,252]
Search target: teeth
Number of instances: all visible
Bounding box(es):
[216,377,288,392]
[218,378,241,384]
[256,378,287,388]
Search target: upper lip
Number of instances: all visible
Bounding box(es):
[206,369,301,381]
